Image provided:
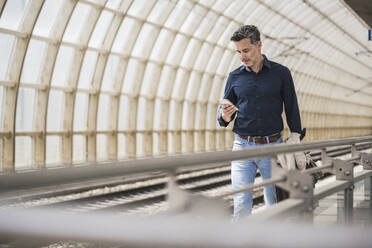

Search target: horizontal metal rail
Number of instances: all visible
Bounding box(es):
[302,162,333,174]
[1,136,372,193]
[218,176,287,198]
[313,169,372,201]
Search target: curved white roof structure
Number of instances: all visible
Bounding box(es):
[0,0,371,171]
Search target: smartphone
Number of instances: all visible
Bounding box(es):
[220,99,238,110]
[220,98,234,106]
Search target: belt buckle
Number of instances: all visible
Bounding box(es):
[252,136,257,143]
[252,136,261,144]
[257,136,269,144]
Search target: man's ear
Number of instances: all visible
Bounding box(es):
[257,40,262,49]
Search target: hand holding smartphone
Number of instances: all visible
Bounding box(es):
[220,99,238,110]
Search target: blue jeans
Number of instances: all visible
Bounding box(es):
[231,135,282,217]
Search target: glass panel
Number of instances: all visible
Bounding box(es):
[147,0,175,25]
[111,17,142,55]
[179,38,201,69]
[212,0,235,13]
[194,11,217,40]
[0,33,16,80]
[47,90,65,132]
[20,39,47,84]
[140,62,161,98]
[156,65,176,99]
[101,54,120,91]
[73,92,89,131]
[131,23,159,59]
[73,135,86,163]
[15,136,33,169]
[206,16,228,43]
[33,0,64,37]
[84,0,100,4]
[179,5,206,36]
[45,135,61,166]
[127,0,156,19]
[165,34,188,66]
[77,50,98,89]
[96,134,108,161]
[0,86,3,130]
[51,45,75,86]
[164,0,193,30]
[97,94,110,131]
[89,10,114,49]
[117,133,126,159]
[149,29,175,63]
[0,0,30,30]
[106,0,122,9]
[63,2,91,43]
[16,88,35,132]
[0,138,2,170]
[118,95,135,130]
[121,58,145,95]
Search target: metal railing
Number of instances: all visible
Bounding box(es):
[1,135,372,247]
[1,135,372,191]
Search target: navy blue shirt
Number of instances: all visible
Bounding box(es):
[217,55,302,136]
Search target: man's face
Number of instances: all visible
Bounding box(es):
[234,38,262,68]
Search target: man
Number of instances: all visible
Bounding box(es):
[217,25,305,217]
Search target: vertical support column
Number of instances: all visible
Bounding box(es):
[302,207,314,223]
[361,154,372,218]
[108,96,119,160]
[2,0,45,171]
[370,177,372,211]
[344,185,354,224]
[325,159,355,224]
[368,176,372,218]
[87,94,98,162]
[337,191,345,223]
[36,0,78,166]
[364,176,371,201]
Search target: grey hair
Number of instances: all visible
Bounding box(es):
[230,25,260,44]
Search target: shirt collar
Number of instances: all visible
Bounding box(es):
[240,54,272,72]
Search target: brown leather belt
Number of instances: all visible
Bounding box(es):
[238,133,281,144]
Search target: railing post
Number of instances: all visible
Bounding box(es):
[370,177,372,212]
[274,168,314,221]
[344,185,354,223]
[361,153,372,220]
[323,158,354,224]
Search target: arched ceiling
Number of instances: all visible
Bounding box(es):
[0,0,371,171]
